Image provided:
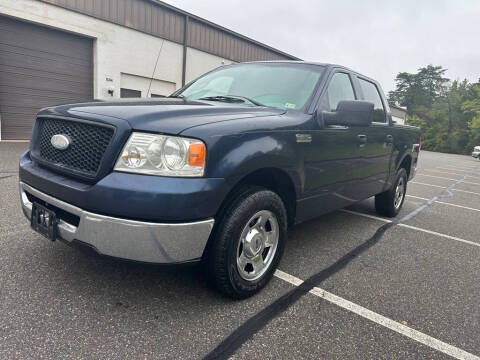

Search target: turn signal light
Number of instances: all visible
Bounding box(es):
[189,143,206,167]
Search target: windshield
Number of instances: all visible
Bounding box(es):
[176,63,324,110]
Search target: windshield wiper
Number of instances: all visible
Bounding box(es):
[198,95,265,107]
[168,94,185,99]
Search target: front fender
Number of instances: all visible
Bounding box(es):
[206,131,302,195]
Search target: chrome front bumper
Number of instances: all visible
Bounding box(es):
[19,182,214,264]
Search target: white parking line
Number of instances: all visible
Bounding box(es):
[437,166,480,173]
[406,195,480,212]
[274,270,480,360]
[437,163,480,169]
[416,174,480,186]
[399,224,480,248]
[420,169,480,179]
[406,195,432,201]
[410,181,445,189]
[410,182,480,196]
[340,209,480,248]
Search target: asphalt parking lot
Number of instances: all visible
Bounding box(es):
[1,143,479,360]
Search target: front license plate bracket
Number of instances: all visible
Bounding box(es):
[31,203,57,241]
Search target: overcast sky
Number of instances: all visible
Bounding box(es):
[165,0,480,93]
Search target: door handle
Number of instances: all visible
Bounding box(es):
[386,134,394,144]
[357,134,367,144]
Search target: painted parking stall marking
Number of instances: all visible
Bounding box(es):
[420,168,480,179]
[341,209,480,248]
[416,173,480,186]
[411,181,480,196]
[274,270,480,360]
[436,166,480,173]
[406,194,480,212]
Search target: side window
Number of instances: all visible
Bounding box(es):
[358,78,386,123]
[324,72,355,111]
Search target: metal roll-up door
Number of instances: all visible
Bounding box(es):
[0,15,93,140]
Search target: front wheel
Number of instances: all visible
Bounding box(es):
[375,168,408,217]
[204,186,287,299]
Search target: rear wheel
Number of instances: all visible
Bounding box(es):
[375,168,408,217]
[204,186,287,299]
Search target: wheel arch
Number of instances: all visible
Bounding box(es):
[202,167,296,263]
[398,154,412,178]
[222,167,298,227]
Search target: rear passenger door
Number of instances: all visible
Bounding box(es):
[351,76,393,198]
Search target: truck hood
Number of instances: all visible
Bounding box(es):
[39,98,285,134]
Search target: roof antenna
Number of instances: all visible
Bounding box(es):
[146,39,165,98]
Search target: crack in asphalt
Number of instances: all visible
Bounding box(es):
[0,175,14,180]
[203,166,480,360]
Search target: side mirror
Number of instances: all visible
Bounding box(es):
[322,100,374,127]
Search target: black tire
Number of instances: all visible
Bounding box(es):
[375,168,408,217]
[203,186,287,299]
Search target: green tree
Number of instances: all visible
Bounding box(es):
[388,65,480,154]
[462,84,480,149]
[388,65,449,119]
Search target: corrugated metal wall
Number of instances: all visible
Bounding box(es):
[41,0,185,43]
[187,18,287,62]
[39,0,296,62]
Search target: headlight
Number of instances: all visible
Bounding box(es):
[114,133,206,177]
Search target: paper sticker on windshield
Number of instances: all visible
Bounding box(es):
[285,103,296,109]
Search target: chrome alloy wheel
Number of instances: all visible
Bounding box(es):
[236,210,279,281]
[394,177,405,210]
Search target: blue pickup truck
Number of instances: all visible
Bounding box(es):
[19,61,421,298]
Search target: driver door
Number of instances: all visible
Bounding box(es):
[298,71,364,221]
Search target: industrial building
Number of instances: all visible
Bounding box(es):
[390,105,408,125]
[0,0,298,139]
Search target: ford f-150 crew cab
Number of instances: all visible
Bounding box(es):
[19,61,421,298]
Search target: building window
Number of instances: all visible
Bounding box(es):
[120,88,141,98]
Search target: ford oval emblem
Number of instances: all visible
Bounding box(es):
[51,134,70,150]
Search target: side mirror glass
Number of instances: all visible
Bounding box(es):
[322,100,374,127]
